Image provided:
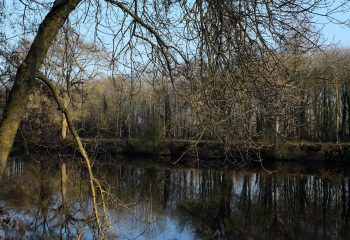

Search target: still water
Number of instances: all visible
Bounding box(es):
[1,156,350,240]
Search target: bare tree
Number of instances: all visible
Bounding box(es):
[0,0,349,237]
[0,1,82,176]
[45,22,105,139]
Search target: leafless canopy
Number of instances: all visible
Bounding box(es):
[0,0,349,154]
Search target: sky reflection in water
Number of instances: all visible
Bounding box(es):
[1,156,350,240]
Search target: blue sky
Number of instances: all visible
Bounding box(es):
[318,1,350,47]
[322,23,350,47]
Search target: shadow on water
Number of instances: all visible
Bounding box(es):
[1,156,350,239]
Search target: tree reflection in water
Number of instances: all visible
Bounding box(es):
[1,157,350,240]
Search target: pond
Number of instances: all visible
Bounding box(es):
[1,156,350,240]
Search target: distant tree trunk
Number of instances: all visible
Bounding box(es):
[347,91,350,137]
[296,92,308,140]
[275,116,280,141]
[164,93,171,138]
[298,105,307,140]
[341,88,347,140]
[0,1,81,176]
[61,98,68,139]
[335,73,340,142]
[322,88,328,140]
[256,113,262,137]
[173,94,178,138]
[315,95,322,140]
[127,113,131,139]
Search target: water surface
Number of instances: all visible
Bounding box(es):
[1,156,350,239]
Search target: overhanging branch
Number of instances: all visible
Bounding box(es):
[36,71,106,237]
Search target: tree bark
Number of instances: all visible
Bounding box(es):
[0,1,82,176]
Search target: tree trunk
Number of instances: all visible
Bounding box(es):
[335,73,340,142]
[61,113,68,139]
[341,89,347,140]
[61,98,69,139]
[164,93,172,138]
[0,1,82,176]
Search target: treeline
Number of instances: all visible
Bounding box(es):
[1,46,350,144]
[80,49,350,143]
[5,48,347,144]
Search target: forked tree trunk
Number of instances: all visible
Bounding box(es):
[0,1,82,176]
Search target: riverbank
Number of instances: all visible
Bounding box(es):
[33,139,350,162]
[19,138,350,163]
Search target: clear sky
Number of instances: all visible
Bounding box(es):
[319,1,350,47]
[321,17,350,47]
